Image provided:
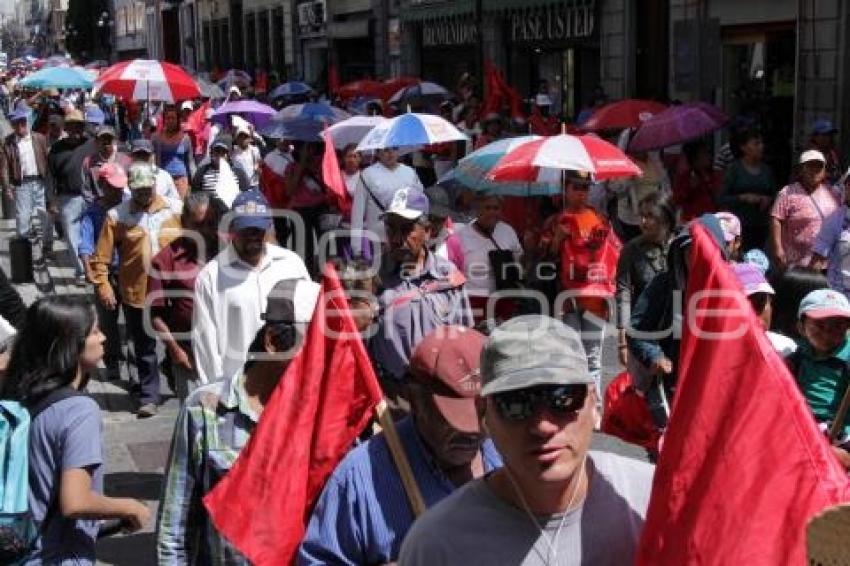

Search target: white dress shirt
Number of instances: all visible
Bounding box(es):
[16,134,38,178]
[352,161,422,256]
[192,242,310,384]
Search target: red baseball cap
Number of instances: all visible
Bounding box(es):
[408,326,486,434]
[97,162,127,189]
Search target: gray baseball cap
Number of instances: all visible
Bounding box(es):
[480,315,593,396]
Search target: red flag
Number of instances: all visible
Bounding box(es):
[255,71,268,94]
[328,62,340,96]
[203,266,384,565]
[636,224,850,565]
[321,129,351,217]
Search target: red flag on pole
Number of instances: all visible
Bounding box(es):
[203,265,384,565]
[636,224,850,565]
[321,129,352,217]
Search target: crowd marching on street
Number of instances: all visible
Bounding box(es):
[1,56,850,566]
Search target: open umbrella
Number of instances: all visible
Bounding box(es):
[388,81,450,104]
[582,99,668,131]
[381,77,420,100]
[259,117,324,141]
[42,55,73,68]
[269,81,313,99]
[95,59,200,102]
[195,76,225,99]
[338,80,384,100]
[210,100,276,127]
[439,135,562,196]
[488,134,641,182]
[356,112,467,152]
[326,116,387,148]
[628,102,729,152]
[276,102,349,124]
[217,69,252,91]
[18,66,93,90]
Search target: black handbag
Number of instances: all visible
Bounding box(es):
[473,222,523,291]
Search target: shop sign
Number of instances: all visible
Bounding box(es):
[510,3,596,43]
[423,20,478,47]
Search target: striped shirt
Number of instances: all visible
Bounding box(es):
[156,375,255,565]
[297,416,502,565]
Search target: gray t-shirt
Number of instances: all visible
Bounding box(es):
[26,395,104,566]
[399,451,653,566]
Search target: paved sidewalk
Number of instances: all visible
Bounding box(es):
[0,217,179,564]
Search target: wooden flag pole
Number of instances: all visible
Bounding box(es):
[374,399,427,517]
[828,382,850,443]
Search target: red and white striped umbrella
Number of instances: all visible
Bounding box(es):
[95,59,200,103]
[487,133,641,182]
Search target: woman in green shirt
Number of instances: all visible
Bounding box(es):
[720,129,777,251]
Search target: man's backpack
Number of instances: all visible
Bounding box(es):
[0,388,81,563]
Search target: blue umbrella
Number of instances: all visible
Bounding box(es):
[269,81,313,99]
[18,66,93,90]
[259,117,323,141]
[275,102,349,124]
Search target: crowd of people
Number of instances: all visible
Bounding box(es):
[0,71,849,565]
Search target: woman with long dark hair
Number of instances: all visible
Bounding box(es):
[1,296,150,565]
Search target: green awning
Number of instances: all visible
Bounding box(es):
[483,0,591,13]
[399,0,475,23]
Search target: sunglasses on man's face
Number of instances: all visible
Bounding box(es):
[493,384,588,422]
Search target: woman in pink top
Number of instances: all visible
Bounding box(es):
[770,150,841,269]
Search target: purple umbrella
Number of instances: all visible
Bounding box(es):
[628,102,729,152]
[210,100,276,127]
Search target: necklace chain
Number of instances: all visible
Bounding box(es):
[503,456,588,566]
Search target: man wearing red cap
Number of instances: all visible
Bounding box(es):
[79,162,127,380]
[298,326,501,565]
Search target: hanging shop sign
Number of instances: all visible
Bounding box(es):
[422,19,478,47]
[510,3,596,43]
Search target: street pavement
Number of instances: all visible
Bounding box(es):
[1,216,646,565]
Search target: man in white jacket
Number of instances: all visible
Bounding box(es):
[351,147,422,258]
[192,190,310,384]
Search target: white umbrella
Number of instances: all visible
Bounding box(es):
[326,116,387,148]
[356,112,467,152]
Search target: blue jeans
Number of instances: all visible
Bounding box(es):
[563,309,606,404]
[14,179,52,247]
[124,306,160,406]
[57,194,86,277]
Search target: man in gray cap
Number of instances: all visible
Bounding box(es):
[401,314,654,566]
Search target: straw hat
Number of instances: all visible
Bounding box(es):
[807,503,850,564]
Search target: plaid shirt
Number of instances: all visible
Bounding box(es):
[156,375,256,565]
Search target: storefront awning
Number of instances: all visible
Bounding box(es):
[484,0,592,13]
[399,0,475,23]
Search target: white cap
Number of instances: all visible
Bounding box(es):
[535,93,552,107]
[180,100,193,111]
[800,149,826,164]
[232,115,251,137]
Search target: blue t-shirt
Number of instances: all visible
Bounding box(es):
[25,395,104,566]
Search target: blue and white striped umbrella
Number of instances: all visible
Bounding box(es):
[438,135,562,196]
[269,81,313,99]
[356,112,467,152]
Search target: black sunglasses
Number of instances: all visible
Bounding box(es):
[493,384,588,422]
